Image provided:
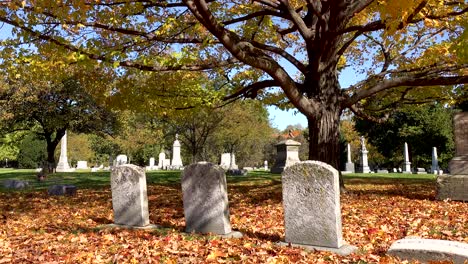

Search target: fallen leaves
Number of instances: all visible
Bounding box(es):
[0,177,466,263]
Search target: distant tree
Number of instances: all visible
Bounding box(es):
[17,133,47,169]
[0,75,117,172]
[355,104,455,169]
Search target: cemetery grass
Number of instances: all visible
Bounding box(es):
[0,170,466,263]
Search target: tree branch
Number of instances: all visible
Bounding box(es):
[222,80,280,101]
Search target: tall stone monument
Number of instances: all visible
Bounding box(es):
[181,162,241,237]
[280,161,357,255]
[403,142,412,173]
[271,139,301,173]
[220,153,238,170]
[110,164,150,227]
[437,112,468,201]
[431,147,439,174]
[56,131,75,172]
[171,134,183,169]
[344,143,355,173]
[357,137,370,173]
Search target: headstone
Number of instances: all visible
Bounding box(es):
[398,168,402,173]
[377,169,389,173]
[388,238,468,264]
[431,147,439,174]
[271,139,301,173]
[158,151,166,169]
[437,112,468,201]
[48,185,77,196]
[91,167,99,172]
[393,168,397,173]
[264,160,268,170]
[76,161,88,169]
[164,159,171,169]
[243,167,254,171]
[403,142,412,173]
[226,169,248,176]
[357,137,370,173]
[3,179,29,189]
[56,131,75,172]
[181,162,240,237]
[146,157,157,171]
[219,153,238,170]
[149,157,155,168]
[280,161,357,255]
[171,134,183,169]
[110,164,149,227]
[414,168,427,174]
[344,143,355,173]
[115,154,128,165]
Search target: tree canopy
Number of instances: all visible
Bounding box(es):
[0,0,466,176]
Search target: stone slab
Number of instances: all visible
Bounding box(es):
[436,175,468,201]
[282,161,345,248]
[3,179,29,189]
[388,238,468,264]
[48,185,77,196]
[111,164,149,227]
[182,162,232,235]
[277,241,357,256]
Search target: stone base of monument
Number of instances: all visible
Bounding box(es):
[436,175,468,201]
[388,237,468,264]
[100,224,161,230]
[277,241,357,256]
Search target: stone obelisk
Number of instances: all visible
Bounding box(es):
[357,137,370,173]
[56,131,74,172]
[171,134,183,169]
[402,142,412,173]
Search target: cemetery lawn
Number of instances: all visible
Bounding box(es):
[1,170,467,263]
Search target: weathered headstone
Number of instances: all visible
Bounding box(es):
[437,112,468,201]
[115,154,128,165]
[414,168,427,174]
[110,164,149,227]
[403,142,412,173]
[76,161,88,169]
[280,161,357,255]
[264,160,268,170]
[171,134,183,169]
[344,143,355,173]
[271,139,301,173]
[56,131,75,172]
[388,238,468,264]
[181,162,241,237]
[48,185,77,196]
[357,136,370,173]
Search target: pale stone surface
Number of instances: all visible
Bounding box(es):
[264,160,268,170]
[115,154,128,165]
[158,151,166,169]
[220,153,238,170]
[171,134,183,169]
[388,238,468,264]
[403,142,412,173]
[56,131,75,172]
[436,175,468,201]
[149,157,155,168]
[48,185,77,196]
[357,137,370,173]
[345,143,355,173]
[431,147,439,174]
[271,139,301,173]
[182,162,232,235]
[282,161,347,249]
[76,161,88,169]
[111,164,149,227]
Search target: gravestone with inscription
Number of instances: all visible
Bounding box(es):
[181,162,241,237]
[280,161,357,255]
[357,137,370,173]
[271,139,301,173]
[437,112,468,201]
[110,164,149,227]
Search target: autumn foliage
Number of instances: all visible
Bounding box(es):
[0,174,467,263]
